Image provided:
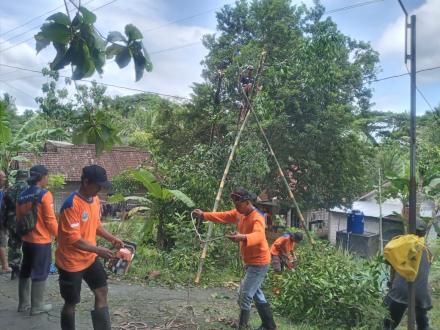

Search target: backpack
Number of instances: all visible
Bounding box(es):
[16,188,42,237]
[384,234,432,282]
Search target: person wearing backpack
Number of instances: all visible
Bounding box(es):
[384,221,433,330]
[16,165,58,315]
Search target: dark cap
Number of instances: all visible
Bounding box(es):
[30,165,48,178]
[82,165,111,189]
[290,232,303,242]
[230,187,256,203]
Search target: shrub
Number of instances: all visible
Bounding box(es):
[272,241,387,329]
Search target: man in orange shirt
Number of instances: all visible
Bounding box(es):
[270,232,303,273]
[56,165,123,330]
[16,165,58,315]
[193,187,277,330]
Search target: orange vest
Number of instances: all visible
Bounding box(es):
[203,208,270,266]
[16,186,58,244]
[56,192,102,272]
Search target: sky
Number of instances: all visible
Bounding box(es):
[0,0,439,115]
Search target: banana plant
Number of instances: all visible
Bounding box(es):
[0,101,63,180]
[108,168,194,249]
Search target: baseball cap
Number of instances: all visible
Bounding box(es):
[230,187,256,203]
[82,165,111,189]
[30,165,48,179]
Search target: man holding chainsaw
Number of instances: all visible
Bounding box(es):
[270,232,303,273]
[192,187,277,330]
[56,165,124,330]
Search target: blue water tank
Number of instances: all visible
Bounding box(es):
[347,210,364,234]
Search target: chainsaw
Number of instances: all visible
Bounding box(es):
[107,241,137,276]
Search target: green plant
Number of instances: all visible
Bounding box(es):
[48,173,66,191]
[273,241,387,329]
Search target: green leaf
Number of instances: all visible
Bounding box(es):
[128,206,150,218]
[79,6,97,24]
[34,32,50,53]
[133,51,146,81]
[107,31,127,43]
[130,169,163,198]
[106,43,125,59]
[72,13,83,27]
[168,189,195,207]
[46,12,71,26]
[107,193,125,204]
[125,24,143,41]
[115,47,131,68]
[40,22,70,44]
[50,43,72,70]
[10,155,29,162]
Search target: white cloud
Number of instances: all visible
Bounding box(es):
[375,0,440,84]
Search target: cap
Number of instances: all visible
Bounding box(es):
[230,187,256,203]
[29,165,48,178]
[82,165,111,189]
[291,232,303,242]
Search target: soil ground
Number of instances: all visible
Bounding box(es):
[0,272,255,330]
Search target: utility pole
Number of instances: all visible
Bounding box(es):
[407,13,417,330]
[397,1,416,329]
[378,167,384,254]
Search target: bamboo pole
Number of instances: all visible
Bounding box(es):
[194,107,252,284]
[194,52,267,284]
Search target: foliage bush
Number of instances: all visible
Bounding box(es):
[272,241,387,329]
[102,212,243,286]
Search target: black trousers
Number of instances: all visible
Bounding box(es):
[384,297,430,330]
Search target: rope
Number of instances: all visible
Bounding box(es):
[190,211,227,243]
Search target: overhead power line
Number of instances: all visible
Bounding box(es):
[2,63,440,103]
[0,63,190,100]
[0,0,98,47]
[325,0,384,14]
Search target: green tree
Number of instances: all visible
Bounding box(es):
[0,99,62,177]
[164,0,380,209]
[33,2,153,154]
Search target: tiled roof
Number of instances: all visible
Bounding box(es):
[18,141,151,181]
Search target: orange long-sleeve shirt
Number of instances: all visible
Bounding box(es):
[203,208,270,266]
[270,235,295,256]
[16,186,58,244]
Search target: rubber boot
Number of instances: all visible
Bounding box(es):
[30,280,52,315]
[61,311,75,330]
[238,309,251,330]
[255,303,277,330]
[17,277,31,312]
[91,306,111,330]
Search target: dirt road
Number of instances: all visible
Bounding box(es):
[0,273,242,330]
